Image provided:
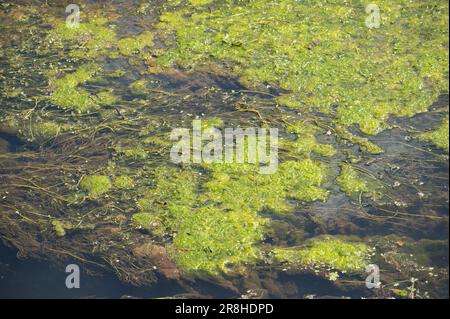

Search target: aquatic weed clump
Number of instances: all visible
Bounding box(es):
[417,117,449,153]
[79,175,112,197]
[117,31,154,56]
[157,0,449,135]
[48,64,117,113]
[134,166,268,276]
[273,237,371,273]
[336,163,382,199]
[114,175,135,189]
[203,160,329,214]
[46,15,118,59]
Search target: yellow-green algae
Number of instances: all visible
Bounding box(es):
[417,116,449,152]
[137,166,268,275]
[1,1,447,295]
[79,175,112,197]
[49,64,117,112]
[283,122,336,158]
[46,15,155,112]
[117,31,154,56]
[129,79,149,95]
[114,144,148,160]
[157,0,449,135]
[114,175,135,189]
[336,163,382,199]
[46,16,117,59]
[189,0,214,5]
[334,124,384,154]
[131,212,165,237]
[32,121,61,143]
[51,220,74,237]
[273,237,370,272]
[132,159,329,275]
[201,117,224,130]
[203,160,329,214]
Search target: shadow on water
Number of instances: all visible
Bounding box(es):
[0,244,186,299]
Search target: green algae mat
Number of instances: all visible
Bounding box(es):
[0,0,448,298]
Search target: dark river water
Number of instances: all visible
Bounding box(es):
[0,243,186,299]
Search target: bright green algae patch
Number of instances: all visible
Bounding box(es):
[172,205,266,275]
[336,163,382,199]
[334,125,383,154]
[129,79,149,95]
[283,122,336,158]
[79,175,112,197]
[49,64,117,112]
[131,212,165,236]
[117,31,154,56]
[45,14,155,112]
[134,159,329,275]
[137,166,267,275]
[114,175,135,189]
[46,17,117,59]
[158,0,449,135]
[417,117,449,152]
[273,237,370,272]
[203,159,329,214]
[51,220,74,237]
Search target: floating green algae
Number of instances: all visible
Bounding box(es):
[130,160,328,275]
[114,175,135,189]
[336,163,382,199]
[45,14,154,112]
[283,122,336,158]
[131,212,165,237]
[136,166,268,275]
[32,121,61,143]
[129,79,149,95]
[114,144,148,160]
[171,205,266,275]
[189,0,214,5]
[46,16,117,59]
[334,124,384,155]
[79,175,112,197]
[203,160,329,214]
[417,116,449,153]
[49,63,117,113]
[117,31,154,56]
[157,0,449,135]
[273,237,370,273]
[200,117,224,130]
[51,220,74,237]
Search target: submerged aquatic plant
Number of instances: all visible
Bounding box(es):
[336,163,382,199]
[51,220,74,237]
[49,64,117,112]
[117,31,154,56]
[79,175,112,197]
[273,237,370,273]
[203,159,329,214]
[417,117,449,153]
[114,175,135,189]
[46,16,117,59]
[135,166,268,275]
[157,0,448,135]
